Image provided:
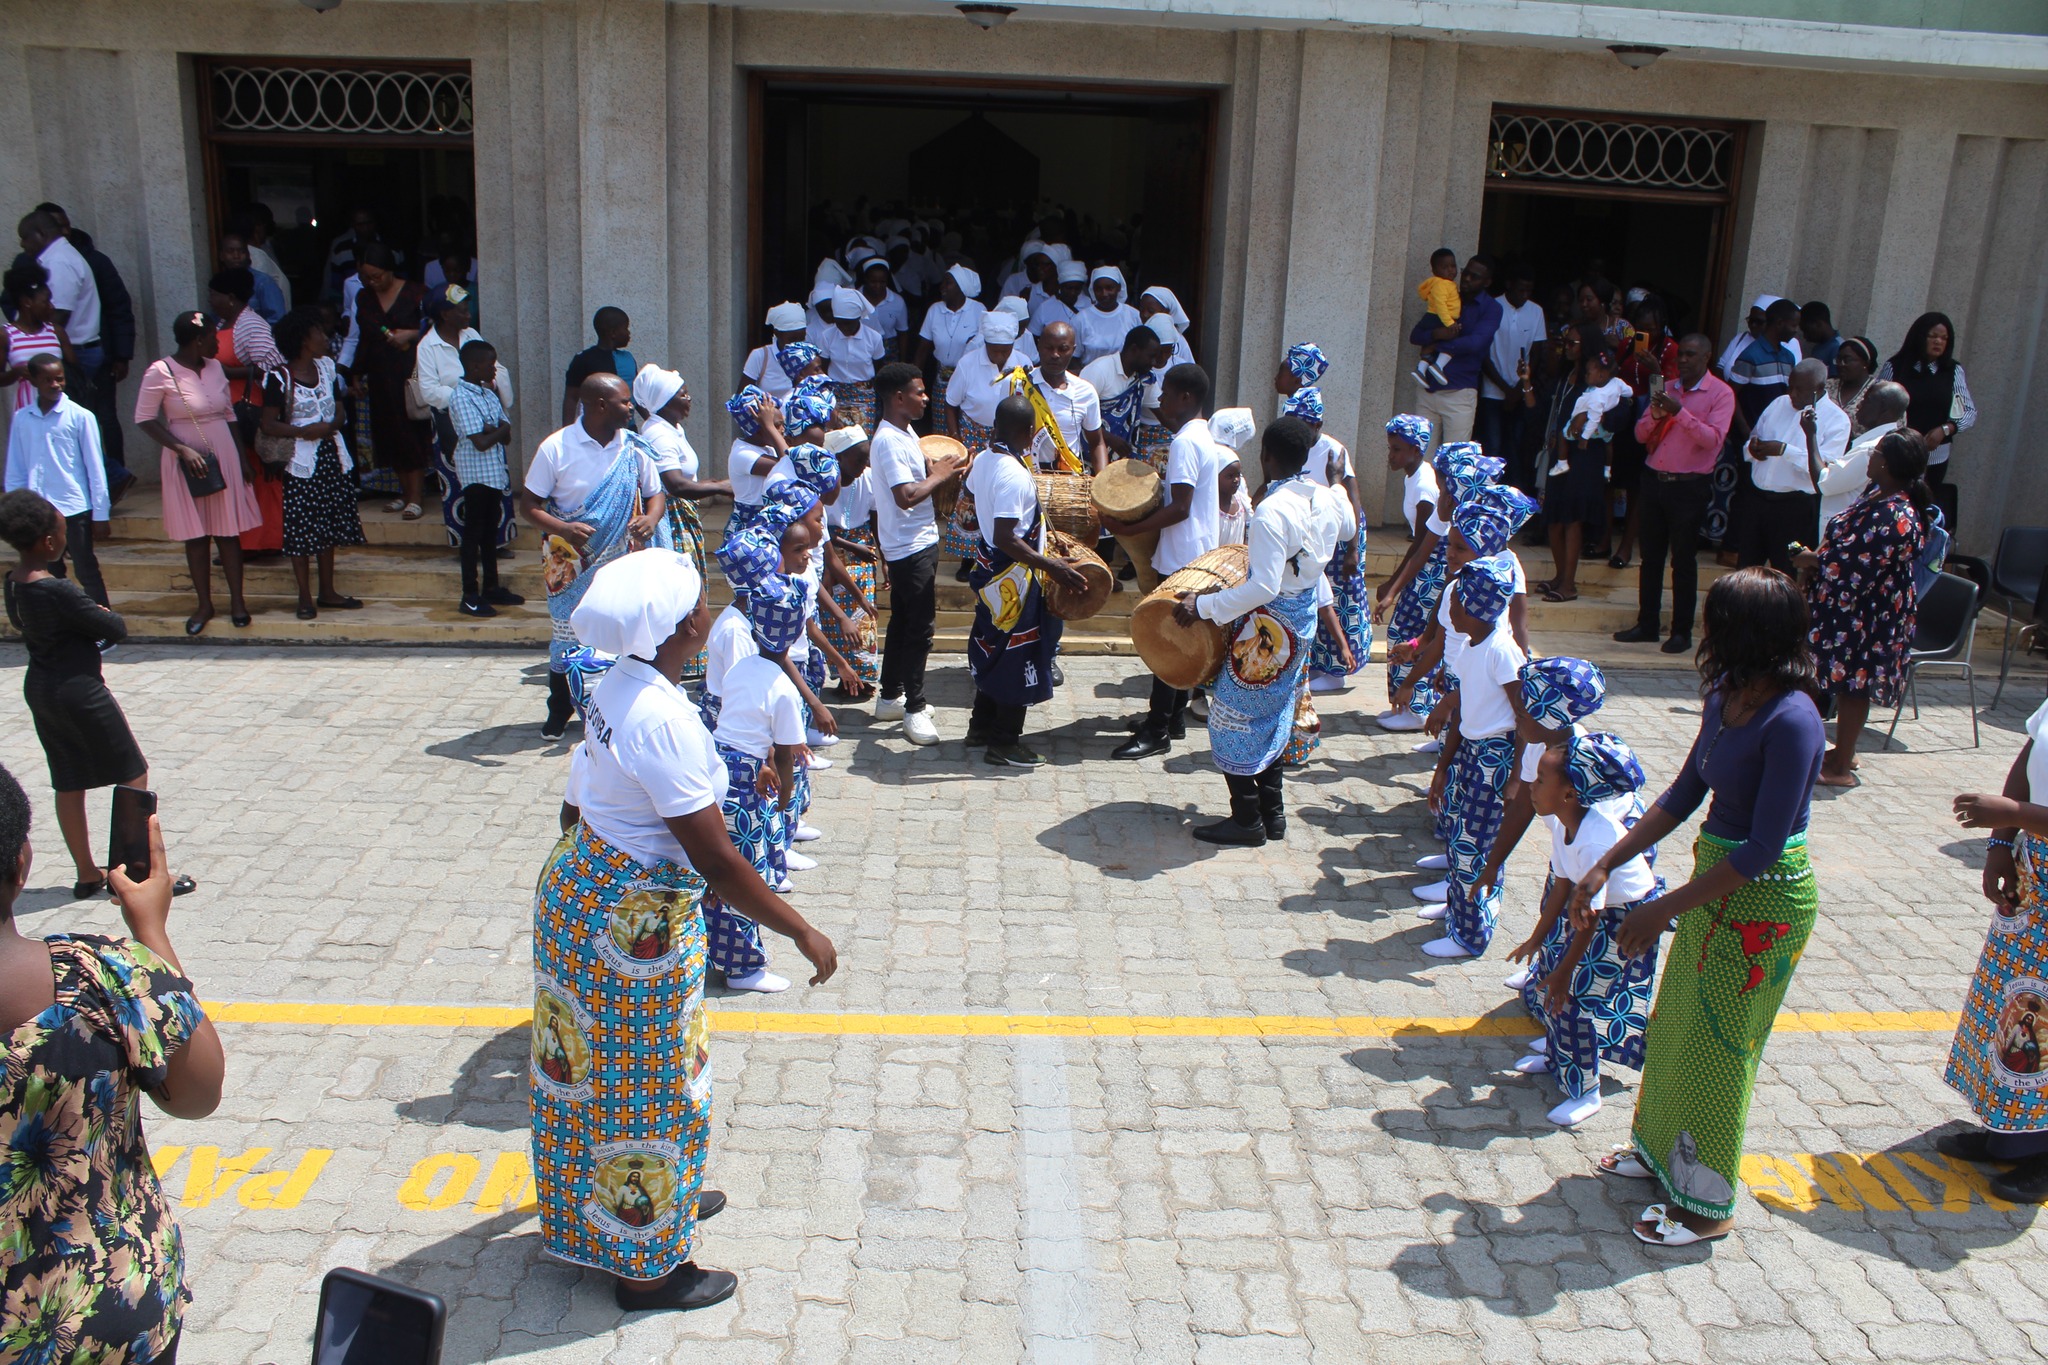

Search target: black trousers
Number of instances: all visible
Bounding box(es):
[1633,473,1712,636]
[969,691,1026,746]
[879,544,939,712]
[459,484,504,596]
[61,510,109,607]
[1736,488,1819,574]
[1142,675,1188,737]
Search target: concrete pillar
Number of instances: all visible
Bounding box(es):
[575,0,668,370]
[665,3,738,466]
[1864,124,1959,351]
[1727,119,1814,339]
[1215,28,1302,411]
[126,49,205,370]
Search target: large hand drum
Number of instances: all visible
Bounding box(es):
[1128,543,1251,690]
[924,434,972,518]
[1093,458,1164,593]
[1034,472,1101,544]
[1042,528,1113,622]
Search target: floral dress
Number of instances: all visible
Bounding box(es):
[1,935,205,1364]
[1808,490,1924,706]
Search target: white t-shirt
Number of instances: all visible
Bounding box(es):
[38,237,100,346]
[1403,462,1442,535]
[1483,297,1549,401]
[741,344,796,400]
[1154,418,1230,576]
[713,654,806,761]
[1446,624,1526,741]
[1073,302,1142,365]
[870,419,938,560]
[819,325,887,383]
[641,415,698,479]
[1304,434,1354,489]
[829,468,876,533]
[703,605,757,699]
[919,300,988,371]
[1030,369,1102,469]
[946,347,1018,428]
[967,449,1040,550]
[2027,698,2048,803]
[726,438,779,505]
[565,658,729,868]
[1547,803,1657,907]
[1820,427,1887,528]
[1078,354,1159,436]
[523,422,660,511]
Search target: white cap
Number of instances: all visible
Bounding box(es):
[824,425,868,455]
[765,301,805,332]
[1057,261,1088,285]
[981,312,1020,344]
[995,296,1031,322]
[1143,319,1180,349]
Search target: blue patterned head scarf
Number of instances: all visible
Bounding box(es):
[1433,442,1504,505]
[560,646,616,722]
[1385,413,1432,450]
[719,481,819,656]
[777,341,824,381]
[1566,731,1645,806]
[1453,558,1515,623]
[1519,656,1605,728]
[1452,484,1540,556]
[1281,386,1325,425]
[780,442,841,500]
[726,385,766,438]
[1284,342,1329,385]
[781,382,837,434]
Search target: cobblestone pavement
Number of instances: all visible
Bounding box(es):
[3,644,2045,1364]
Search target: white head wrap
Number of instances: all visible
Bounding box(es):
[1143,318,1180,350]
[824,425,868,455]
[1089,265,1128,306]
[809,281,836,310]
[831,287,872,321]
[1140,286,1191,330]
[1210,408,1256,451]
[1057,261,1088,286]
[1751,293,1783,313]
[853,254,891,282]
[765,301,805,332]
[995,296,1031,323]
[981,311,1020,345]
[631,363,685,416]
[814,257,852,288]
[1046,243,1073,267]
[947,264,982,300]
[570,549,703,659]
[1021,240,1053,265]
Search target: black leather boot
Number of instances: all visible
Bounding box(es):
[543,670,574,739]
[1193,778,1266,847]
[1257,768,1286,840]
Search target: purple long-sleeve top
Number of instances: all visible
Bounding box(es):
[1654,688,1825,879]
[1407,290,1501,392]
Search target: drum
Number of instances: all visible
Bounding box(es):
[1092,458,1165,594]
[1042,528,1113,622]
[1129,543,1251,690]
[924,434,972,517]
[1034,472,1100,544]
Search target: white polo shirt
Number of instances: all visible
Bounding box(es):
[870,418,939,560]
[945,346,1017,428]
[712,654,806,762]
[741,345,796,400]
[38,236,100,346]
[819,325,887,384]
[566,657,729,868]
[523,421,660,511]
[919,300,988,371]
[641,415,699,480]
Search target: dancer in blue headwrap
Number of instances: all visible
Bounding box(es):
[1275,342,1329,396]
[1375,413,1442,732]
[723,384,794,537]
[1505,732,1664,1127]
[1389,445,1520,733]
[1279,387,1372,694]
[1421,559,1526,960]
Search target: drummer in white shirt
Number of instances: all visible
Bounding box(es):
[1102,363,1229,759]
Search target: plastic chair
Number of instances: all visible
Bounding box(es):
[1988,527,2048,707]
[1887,571,1981,749]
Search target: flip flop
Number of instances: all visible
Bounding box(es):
[400,503,425,521]
[1633,1203,1730,1247]
[383,498,407,514]
[1599,1145,1652,1179]
[1542,589,1579,603]
[1815,772,1860,789]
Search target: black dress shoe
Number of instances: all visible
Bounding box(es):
[614,1263,738,1313]
[1051,662,1065,687]
[1660,633,1693,655]
[1992,1153,2048,1204]
[1934,1130,2007,1163]
[1168,718,1186,740]
[1111,732,1170,761]
[1612,625,1659,644]
[1192,817,1266,847]
[694,1188,726,1221]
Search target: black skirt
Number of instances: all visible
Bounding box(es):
[1543,444,1612,528]
[26,671,145,792]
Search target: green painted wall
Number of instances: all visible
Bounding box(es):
[1588,0,2047,37]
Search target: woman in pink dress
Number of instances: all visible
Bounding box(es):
[133,311,263,634]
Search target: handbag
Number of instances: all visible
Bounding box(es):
[404,374,432,421]
[253,371,299,470]
[166,365,231,499]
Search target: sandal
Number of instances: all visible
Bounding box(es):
[1599,1145,1652,1179]
[231,611,252,628]
[172,874,197,897]
[1608,553,1631,570]
[384,498,407,514]
[1542,588,1579,603]
[400,503,424,521]
[71,876,107,900]
[296,604,318,621]
[1632,1203,1730,1247]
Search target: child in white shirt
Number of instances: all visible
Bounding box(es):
[1556,348,1629,477]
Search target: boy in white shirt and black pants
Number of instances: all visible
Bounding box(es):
[867,362,963,745]
[1101,364,1226,759]
[1168,415,1353,844]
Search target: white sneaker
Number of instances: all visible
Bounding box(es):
[793,824,822,843]
[902,707,941,746]
[806,727,841,748]
[1548,1093,1602,1128]
[1422,936,1474,960]
[1417,904,1447,921]
[1527,1036,1549,1055]
[725,968,791,994]
[1513,1054,1551,1074]
[1375,709,1425,732]
[783,849,818,871]
[1309,673,1345,694]
[1414,853,1449,871]
[774,876,794,893]
[1413,879,1449,903]
[805,754,835,770]
[875,695,907,722]
[1502,966,1532,991]
[1413,738,1442,755]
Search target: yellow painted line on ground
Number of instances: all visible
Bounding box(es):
[201,1002,1962,1038]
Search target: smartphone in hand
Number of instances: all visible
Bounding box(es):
[108,787,157,883]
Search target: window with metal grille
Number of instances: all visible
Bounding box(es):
[1489,112,1734,195]
[206,62,472,140]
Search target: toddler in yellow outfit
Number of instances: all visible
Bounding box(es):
[1414,247,1461,391]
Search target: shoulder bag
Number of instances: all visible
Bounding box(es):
[166,364,229,499]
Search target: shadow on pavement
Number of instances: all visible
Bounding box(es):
[396,1027,528,1131]
[424,724,574,767]
[1035,799,1220,879]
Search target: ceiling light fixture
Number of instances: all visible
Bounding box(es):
[957,4,1017,30]
[1608,44,1667,70]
